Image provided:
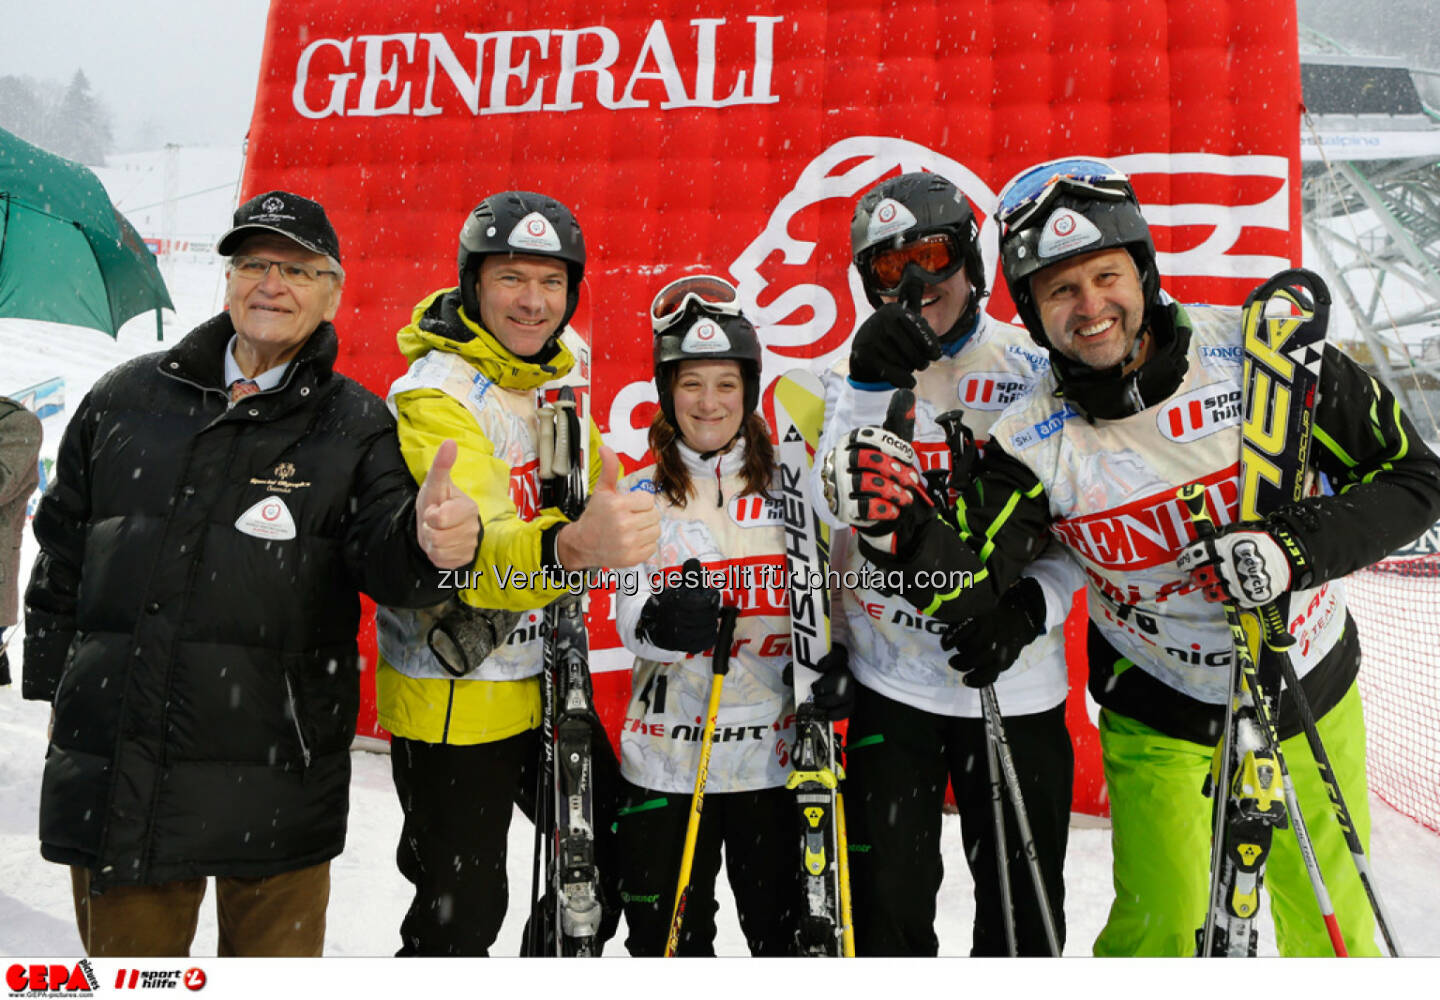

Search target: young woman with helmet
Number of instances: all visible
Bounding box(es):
[611,275,853,956]
[828,156,1440,955]
[813,171,1082,955]
[375,191,658,955]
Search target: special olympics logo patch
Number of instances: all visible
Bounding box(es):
[527,219,546,237]
[680,319,731,353]
[877,203,897,223]
[1052,214,1075,236]
[262,196,284,213]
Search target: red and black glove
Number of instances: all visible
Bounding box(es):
[821,390,937,560]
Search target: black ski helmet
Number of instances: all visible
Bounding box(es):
[996,158,1185,421]
[850,172,987,342]
[996,157,1160,350]
[652,299,763,430]
[457,191,586,342]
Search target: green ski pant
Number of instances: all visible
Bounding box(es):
[1094,681,1380,957]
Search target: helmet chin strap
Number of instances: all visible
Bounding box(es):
[938,301,982,355]
[696,426,744,461]
[1051,300,1188,421]
[1120,324,1149,372]
[934,278,987,355]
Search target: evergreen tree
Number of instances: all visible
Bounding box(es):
[53,69,113,165]
[0,76,46,146]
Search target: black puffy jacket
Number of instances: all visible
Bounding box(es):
[23,313,447,888]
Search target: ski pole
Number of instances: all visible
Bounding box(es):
[527,400,561,957]
[1248,583,1401,954]
[664,605,740,957]
[1271,645,1403,955]
[1178,484,1348,956]
[984,717,1018,956]
[979,684,1061,956]
[1199,650,1240,957]
[835,743,855,957]
[529,615,557,956]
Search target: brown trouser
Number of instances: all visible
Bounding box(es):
[70,862,330,957]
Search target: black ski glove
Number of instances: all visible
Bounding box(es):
[940,577,1047,688]
[848,302,942,389]
[428,601,523,677]
[636,557,723,654]
[809,644,855,721]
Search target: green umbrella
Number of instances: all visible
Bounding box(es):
[0,126,173,338]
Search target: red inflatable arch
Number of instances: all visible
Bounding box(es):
[240,0,1302,816]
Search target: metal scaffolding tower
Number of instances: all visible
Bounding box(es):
[1300,52,1440,438]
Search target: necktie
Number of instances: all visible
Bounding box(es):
[229,378,260,404]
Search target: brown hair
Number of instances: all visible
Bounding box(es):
[648,409,775,508]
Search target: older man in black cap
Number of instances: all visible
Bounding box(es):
[24,191,481,957]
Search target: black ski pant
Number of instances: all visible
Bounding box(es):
[844,684,1073,956]
[390,723,622,956]
[615,780,802,956]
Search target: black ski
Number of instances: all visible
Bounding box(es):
[532,366,604,955]
[1184,268,1338,957]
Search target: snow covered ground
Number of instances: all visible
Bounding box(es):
[2,151,1439,967]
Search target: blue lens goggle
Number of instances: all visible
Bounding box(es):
[995,157,1132,233]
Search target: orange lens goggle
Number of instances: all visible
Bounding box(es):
[864,233,959,294]
[650,274,741,333]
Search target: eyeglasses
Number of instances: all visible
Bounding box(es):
[862,233,961,296]
[650,274,742,333]
[229,254,338,288]
[995,157,1133,234]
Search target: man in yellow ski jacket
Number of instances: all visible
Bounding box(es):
[377,191,658,955]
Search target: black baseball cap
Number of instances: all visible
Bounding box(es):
[217,190,342,263]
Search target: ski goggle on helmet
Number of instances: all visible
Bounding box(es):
[650,274,743,334]
[861,232,965,297]
[995,157,1136,239]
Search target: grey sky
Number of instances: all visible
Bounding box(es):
[2,2,1434,155]
[0,0,271,150]
[1301,0,1440,67]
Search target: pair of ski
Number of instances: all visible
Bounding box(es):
[658,383,859,957]
[772,373,1061,957]
[528,346,604,956]
[772,372,856,957]
[1181,269,1401,957]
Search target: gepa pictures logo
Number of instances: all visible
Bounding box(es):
[6,961,98,996]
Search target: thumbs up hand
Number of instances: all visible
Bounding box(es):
[556,445,660,570]
[593,444,623,495]
[415,438,482,569]
[847,277,941,390]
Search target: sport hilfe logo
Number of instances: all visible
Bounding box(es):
[111,968,206,992]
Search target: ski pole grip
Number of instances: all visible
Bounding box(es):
[538,404,556,480]
[552,398,573,477]
[712,606,740,678]
[1176,482,1215,539]
[884,388,916,442]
